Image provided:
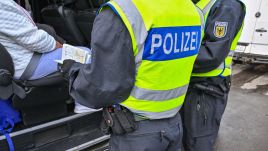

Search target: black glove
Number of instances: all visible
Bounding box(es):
[61,59,76,77]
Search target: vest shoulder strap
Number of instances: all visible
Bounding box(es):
[199,0,217,15]
[195,6,205,32]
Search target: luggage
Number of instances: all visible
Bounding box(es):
[0,99,21,151]
[0,99,21,132]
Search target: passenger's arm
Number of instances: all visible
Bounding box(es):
[193,0,245,73]
[0,1,57,53]
[55,41,63,49]
[66,8,136,109]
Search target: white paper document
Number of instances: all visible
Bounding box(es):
[55,44,91,64]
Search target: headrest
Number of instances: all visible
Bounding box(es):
[0,69,13,100]
[0,43,15,100]
[0,43,14,76]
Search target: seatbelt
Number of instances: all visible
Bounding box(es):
[12,81,26,99]
[20,53,42,81]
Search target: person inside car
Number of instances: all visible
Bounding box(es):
[0,0,64,80]
[0,0,94,113]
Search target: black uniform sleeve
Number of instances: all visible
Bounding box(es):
[193,0,245,73]
[67,8,136,109]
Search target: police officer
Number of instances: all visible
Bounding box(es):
[62,0,203,150]
[180,0,246,151]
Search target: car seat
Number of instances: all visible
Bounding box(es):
[41,0,108,47]
[41,0,87,46]
[0,43,71,126]
[73,0,109,47]
[73,0,99,47]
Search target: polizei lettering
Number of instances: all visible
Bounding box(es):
[150,32,198,54]
[143,26,201,61]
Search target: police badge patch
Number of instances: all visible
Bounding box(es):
[214,21,228,38]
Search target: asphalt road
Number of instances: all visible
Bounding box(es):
[215,64,268,151]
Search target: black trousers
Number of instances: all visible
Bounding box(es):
[109,113,183,151]
[180,77,231,151]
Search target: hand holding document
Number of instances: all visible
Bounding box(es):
[54,44,94,114]
[55,44,91,64]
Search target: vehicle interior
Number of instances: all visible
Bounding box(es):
[0,0,109,150]
[33,0,107,47]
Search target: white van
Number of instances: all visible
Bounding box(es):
[234,0,268,63]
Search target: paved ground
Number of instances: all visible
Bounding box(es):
[215,64,268,151]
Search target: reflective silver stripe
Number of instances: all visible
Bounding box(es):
[216,51,235,70]
[217,61,232,70]
[225,51,235,68]
[202,0,216,15]
[113,0,147,66]
[196,6,205,32]
[228,51,235,57]
[226,65,231,68]
[124,105,182,119]
[218,62,225,70]
[131,84,188,101]
[218,61,231,70]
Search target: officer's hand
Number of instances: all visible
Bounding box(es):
[61,59,75,78]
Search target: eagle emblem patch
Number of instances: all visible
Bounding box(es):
[214,21,228,38]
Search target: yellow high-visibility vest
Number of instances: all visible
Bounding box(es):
[101,0,202,119]
[192,0,245,77]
